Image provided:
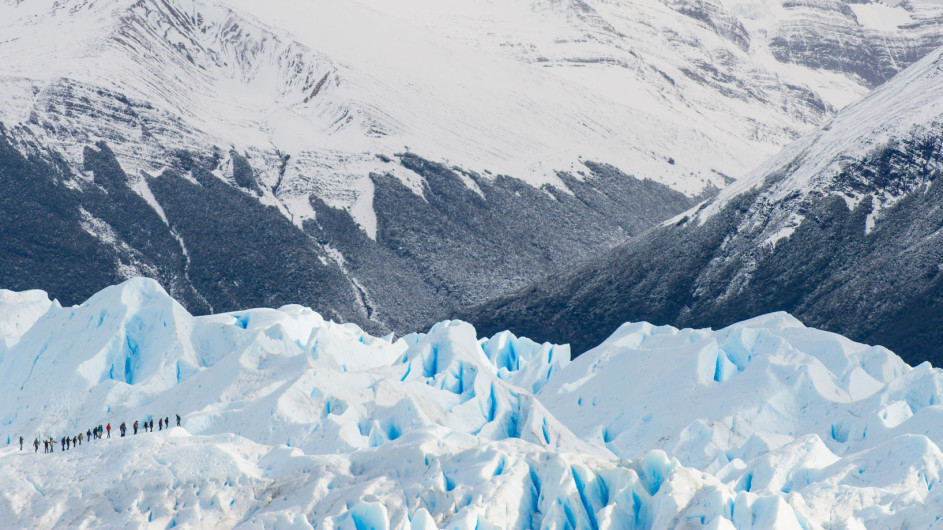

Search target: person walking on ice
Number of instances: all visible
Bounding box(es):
[106,423,111,438]
[176,414,181,427]
[19,436,23,450]
[133,420,139,435]
[33,437,39,452]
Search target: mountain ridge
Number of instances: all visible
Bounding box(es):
[461,44,943,366]
[3,0,943,339]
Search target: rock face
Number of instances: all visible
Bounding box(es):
[1,0,942,333]
[768,0,943,87]
[0,130,694,332]
[462,46,943,367]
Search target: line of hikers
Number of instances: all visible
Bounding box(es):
[19,414,181,453]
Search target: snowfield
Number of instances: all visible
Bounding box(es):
[2,279,943,528]
[2,0,941,235]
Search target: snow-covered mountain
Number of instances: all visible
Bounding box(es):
[4,278,943,528]
[2,0,943,333]
[463,43,943,366]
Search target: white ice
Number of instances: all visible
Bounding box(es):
[2,280,943,527]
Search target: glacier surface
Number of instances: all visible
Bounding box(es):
[2,279,943,528]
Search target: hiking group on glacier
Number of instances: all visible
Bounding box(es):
[18,414,181,454]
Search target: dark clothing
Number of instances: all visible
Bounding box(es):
[176,414,181,427]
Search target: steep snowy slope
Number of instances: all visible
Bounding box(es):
[2,0,942,334]
[463,43,943,366]
[4,279,943,528]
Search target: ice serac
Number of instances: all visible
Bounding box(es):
[3,280,943,527]
[480,329,568,393]
[0,279,750,527]
[537,312,943,528]
[0,288,53,349]
[396,321,592,454]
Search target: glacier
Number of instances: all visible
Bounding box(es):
[2,278,943,528]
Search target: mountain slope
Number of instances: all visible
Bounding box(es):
[3,0,943,333]
[5,280,943,527]
[462,44,943,366]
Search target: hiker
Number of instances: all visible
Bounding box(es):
[106,423,111,438]
[165,417,170,429]
[42,440,47,453]
[176,414,181,427]
[87,428,92,442]
[120,422,126,437]
[61,437,65,451]
[72,435,77,448]
[33,437,39,452]
[49,437,54,452]
[158,418,163,431]
[149,419,154,432]
[78,433,83,445]
[133,420,139,435]
[19,436,23,450]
